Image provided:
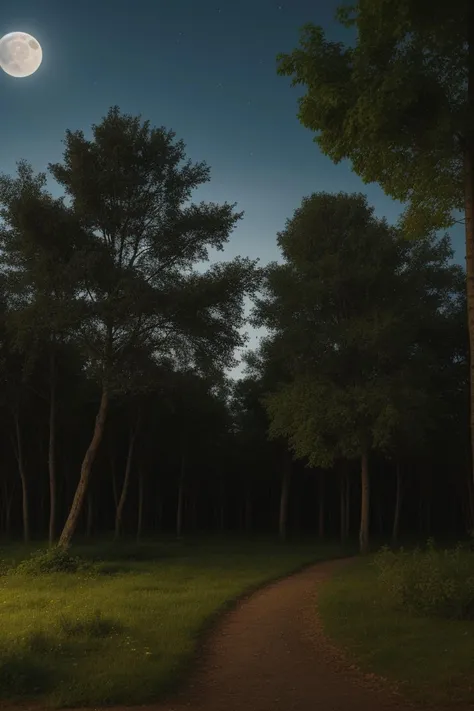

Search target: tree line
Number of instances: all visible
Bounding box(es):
[1,0,473,552]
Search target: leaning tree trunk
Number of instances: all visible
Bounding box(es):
[114,417,139,539]
[391,463,403,546]
[58,389,109,548]
[359,450,370,554]
[13,410,29,543]
[279,456,291,541]
[48,349,57,546]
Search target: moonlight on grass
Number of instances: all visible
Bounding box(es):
[0,32,42,78]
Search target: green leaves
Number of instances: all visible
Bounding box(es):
[277,1,468,236]
[253,191,464,469]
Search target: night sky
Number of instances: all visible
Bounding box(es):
[0,0,465,364]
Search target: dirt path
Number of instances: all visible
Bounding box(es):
[3,558,452,711]
[147,557,421,711]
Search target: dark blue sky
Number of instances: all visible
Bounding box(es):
[0,0,464,365]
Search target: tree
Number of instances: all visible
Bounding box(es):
[253,191,461,552]
[276,0,474,481]
[35,106,258,547]
[0,162,89,544]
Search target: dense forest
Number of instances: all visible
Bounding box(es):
[0,107,470,553]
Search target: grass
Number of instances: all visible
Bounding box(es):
[0,536,346,708]
[318,556,474,707]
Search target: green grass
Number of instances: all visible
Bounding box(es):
[318,557,474,707]
[0,537,345,708]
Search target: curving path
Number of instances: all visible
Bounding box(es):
[148,558,426,711]
[15,558,460,711]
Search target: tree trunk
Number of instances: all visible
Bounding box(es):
[318,471,325,539]
[176,452,185,539]
[279,456,291,541]
[48,349,57,546]
[58,388,109,548]
[359,450,370,554]
[136,469,144,542]
[13,410,29,543]
[114,417,138,539]
[391,463,403,546]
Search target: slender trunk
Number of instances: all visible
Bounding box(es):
[48,349,57,546]
[136,469,144,542]
[58,389,109,548]
[176,452,185,539]
[13,410,29,543]
[359,450,370,554]
[279,456,291,541]
[114,418,138,539]
[391,463,403,546]
[318,471,325,539]
[465,21,474,490]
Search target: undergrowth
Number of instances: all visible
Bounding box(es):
[374,538,474,620]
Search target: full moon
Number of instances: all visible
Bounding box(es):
[0,32,42,78]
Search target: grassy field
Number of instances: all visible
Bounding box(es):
[0,536,345,708]
[318,557,474,707]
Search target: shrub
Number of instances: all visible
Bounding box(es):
[374,541,474,620]
[12,547,95,576]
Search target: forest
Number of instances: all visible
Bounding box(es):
[0,107,469,555]
[3,1,474,708]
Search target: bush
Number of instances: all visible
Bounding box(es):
[374,540,474,620]
[12,547,96,576]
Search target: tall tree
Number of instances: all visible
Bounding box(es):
[276,0,474,480]
[254,192,460,552]
[0,162,88,544]
[41,106,258,547]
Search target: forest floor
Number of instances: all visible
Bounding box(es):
[0,538,344,708]
[1,543,473,711]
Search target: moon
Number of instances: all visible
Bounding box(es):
[0,32,42,78]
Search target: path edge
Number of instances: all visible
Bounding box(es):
[160,548,355,704]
